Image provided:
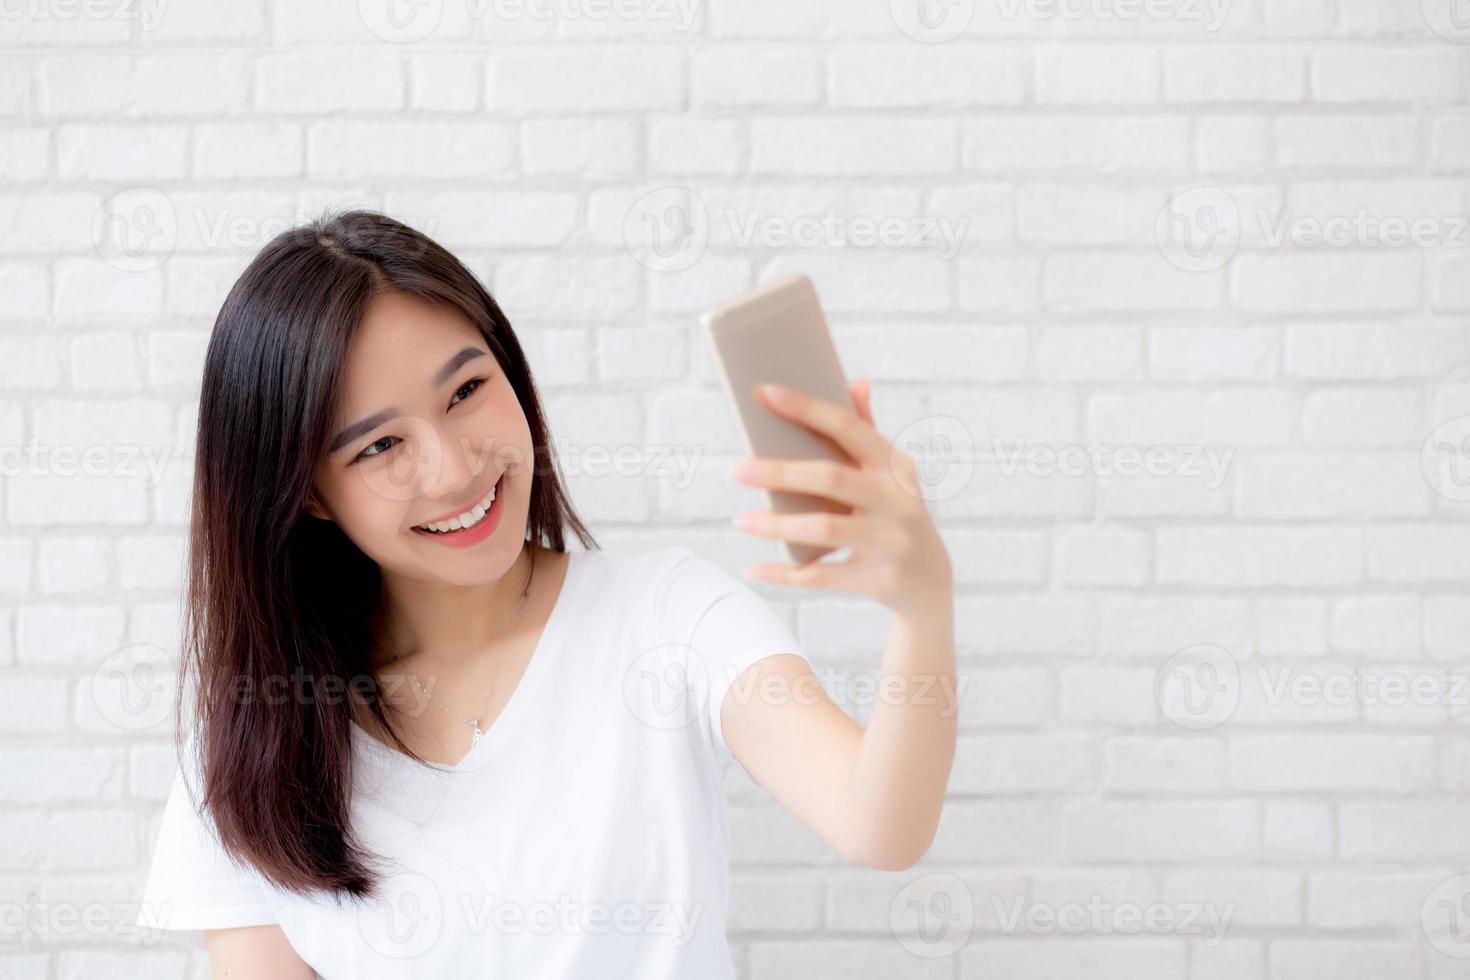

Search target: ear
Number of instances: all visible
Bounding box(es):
[304,488,333,523]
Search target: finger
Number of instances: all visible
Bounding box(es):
[733,457,882,509]
[747,555,853,589]
[734,509,878,548]
[754,382,889,468]
[847,379,873,425]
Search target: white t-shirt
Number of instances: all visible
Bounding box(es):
[140,545,812,979]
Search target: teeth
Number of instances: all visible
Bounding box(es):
[418,478,499,534]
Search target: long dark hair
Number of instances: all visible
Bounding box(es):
[173,210,597,902]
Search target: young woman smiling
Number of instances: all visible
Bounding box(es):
[140,211,957,978]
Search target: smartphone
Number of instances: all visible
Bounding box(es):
[701,273,857,566]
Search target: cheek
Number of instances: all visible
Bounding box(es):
[478,391,534,471]
[332,475,408,538]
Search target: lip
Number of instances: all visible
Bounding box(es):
[411,472,506,547]
[413,473,503,529]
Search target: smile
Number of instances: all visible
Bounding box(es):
[413,473,504,535]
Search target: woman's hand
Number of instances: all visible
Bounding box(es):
[730,378,952,618]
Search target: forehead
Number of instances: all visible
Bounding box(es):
[338,291,485,400]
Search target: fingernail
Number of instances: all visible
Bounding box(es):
[732,511,755,529]
[760,382,788,401]
[732,459,756,481]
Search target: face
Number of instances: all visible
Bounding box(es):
[307,290,534,585]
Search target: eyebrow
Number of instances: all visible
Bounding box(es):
[327,346,488,455]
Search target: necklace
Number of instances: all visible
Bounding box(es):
[384,611,522,751]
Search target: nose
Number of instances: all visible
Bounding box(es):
[420,424,493,503]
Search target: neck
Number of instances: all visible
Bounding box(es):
[371,543,542,667]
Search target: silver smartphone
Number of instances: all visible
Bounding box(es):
[701,273,857,566]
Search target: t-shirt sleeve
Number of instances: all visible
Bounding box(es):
[139,736,279,950]
[650,546,812,780]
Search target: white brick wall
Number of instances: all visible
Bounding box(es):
[3,1,1470,977]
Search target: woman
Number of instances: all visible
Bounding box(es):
[140,211,957,978]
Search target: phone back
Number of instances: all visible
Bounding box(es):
[701,273,855,565]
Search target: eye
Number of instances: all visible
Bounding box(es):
[451,377,485,407]
[350,378,488,464]
[354,436,398,462]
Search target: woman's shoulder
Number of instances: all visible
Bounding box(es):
[572,542,698,581]
[571,543,718,618]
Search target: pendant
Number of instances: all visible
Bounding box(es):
[471,722,483,746]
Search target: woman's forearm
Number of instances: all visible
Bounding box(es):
[841,592,958,870]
